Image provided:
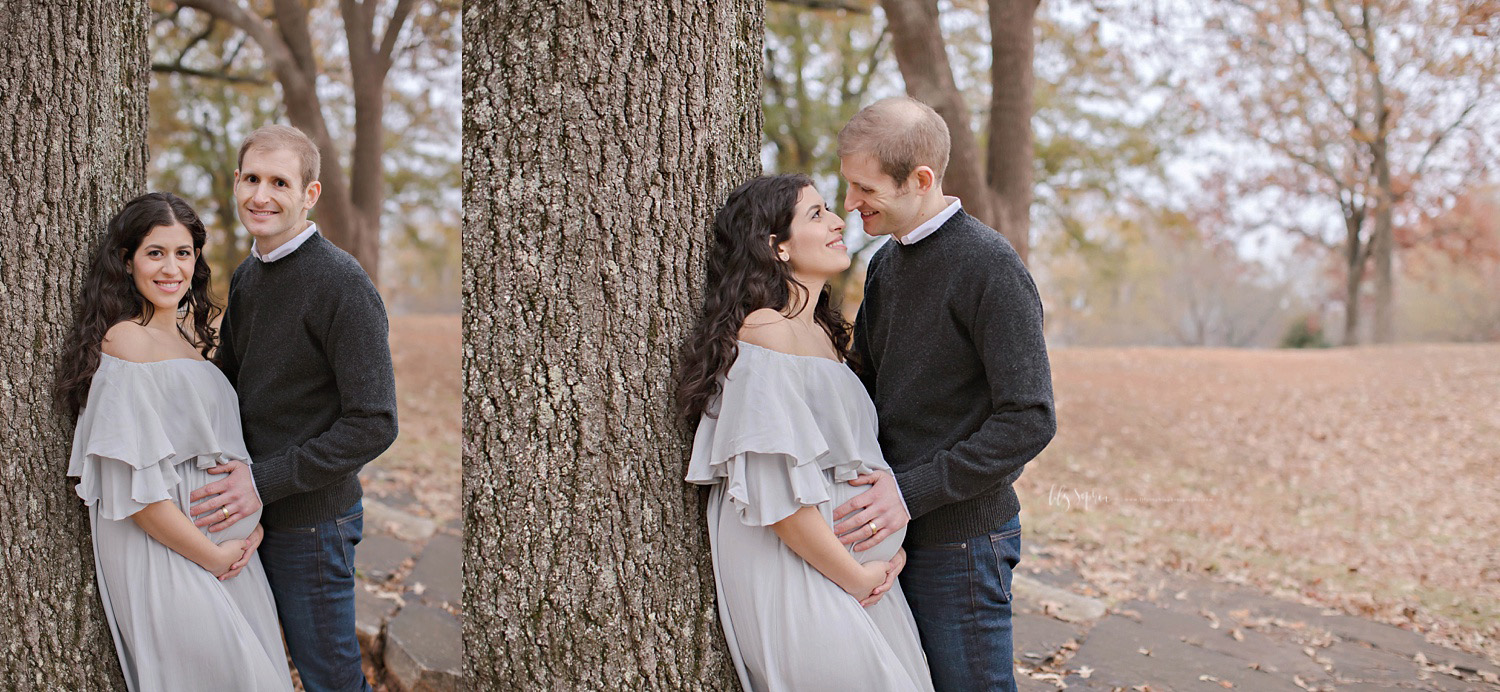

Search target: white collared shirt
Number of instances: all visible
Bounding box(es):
[894,197,962,246]
[252,223,319,263]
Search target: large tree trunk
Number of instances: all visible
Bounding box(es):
[1341,208,1364,346]
[463,1,762,687]
[0,2,148,684]
[986,0,1038,263]
[1366,10,1396,345]
[880,0,1000,231]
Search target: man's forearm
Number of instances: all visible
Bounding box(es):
[893,403,1054,520]
[249,411,398,505]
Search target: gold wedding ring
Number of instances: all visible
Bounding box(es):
[868,521,880,538]
[222,507,231,520]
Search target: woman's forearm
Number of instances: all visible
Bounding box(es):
[130,500,230,572]
[772,506,878,595]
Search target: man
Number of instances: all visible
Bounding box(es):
[188,124,398,691]
[831,97,1056,692]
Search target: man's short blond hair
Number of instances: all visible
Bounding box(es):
[837,96,950,186]
[237,124,320,189]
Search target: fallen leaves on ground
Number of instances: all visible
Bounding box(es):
[1021,345,1500,660]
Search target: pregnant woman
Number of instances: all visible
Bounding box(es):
[56,193,292,690]
[679,174,933,691]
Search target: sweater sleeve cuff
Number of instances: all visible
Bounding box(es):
[250,457,296,507]
[894,462,945,521]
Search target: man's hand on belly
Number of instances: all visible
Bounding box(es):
[189,460,263,533]
[833,470,910,552]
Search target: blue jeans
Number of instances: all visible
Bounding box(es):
[259,500,371,692]
[901,515,1022,692]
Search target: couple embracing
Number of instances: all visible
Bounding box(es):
[56,125,397,690]
[683,97,1057,691]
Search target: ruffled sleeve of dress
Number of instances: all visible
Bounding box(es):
[686,343,883,527]
[67,356,249,521]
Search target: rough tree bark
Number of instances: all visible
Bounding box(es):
[172,0,419,285]
[0,2,148,685]
[986,0,1039,264]
[463,1,762,688]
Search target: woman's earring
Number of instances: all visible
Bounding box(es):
[778,251,789,262]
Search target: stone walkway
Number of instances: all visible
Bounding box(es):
[340,482,1500,692]
[1012,566,1500,691]
[354,488,463,691]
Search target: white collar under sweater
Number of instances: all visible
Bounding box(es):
[893,197,962,246]
[252,223,320,263]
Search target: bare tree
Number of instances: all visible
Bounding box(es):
[0,1,148,684]
[463,0,762,687]
[1188,0,1499,344]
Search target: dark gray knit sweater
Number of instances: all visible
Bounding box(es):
[217,232,398,528]
[853,209,1056,546]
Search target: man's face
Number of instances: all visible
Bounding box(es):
[840,152,921,237]
[234,147,319,249]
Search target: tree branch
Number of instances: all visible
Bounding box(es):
[379,0,420,68]
[175,0,278,55]
[771,0,873,12]
[271,0,319,76]
[150,62,269,85]
[1286,7,1362,131]
[1413,97,1481,179]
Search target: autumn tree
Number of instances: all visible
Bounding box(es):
[155,0,450,284]
[463,0,762,687]
[0,2,147,684]
[1171,0,1500,344]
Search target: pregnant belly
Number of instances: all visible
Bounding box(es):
[176,459,263,544]
[824,474,905,565]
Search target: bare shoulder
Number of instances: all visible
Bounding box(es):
[738,309,799,353]
[101,321,159,363]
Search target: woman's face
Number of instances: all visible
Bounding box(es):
[777,185,850,281]
[126,221,197,314]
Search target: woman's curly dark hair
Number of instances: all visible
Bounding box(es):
[677,174,852,422]
[56,192,221,415]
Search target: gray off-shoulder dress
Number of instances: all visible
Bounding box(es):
[686,342,934,692]
[68,354,293,691]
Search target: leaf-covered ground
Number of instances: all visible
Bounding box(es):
[363,314,461,527]
[1018,344,1500,660]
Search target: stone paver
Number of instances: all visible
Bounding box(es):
[1064,612,1304,691]
[408,533,461,608]
[1010,566,1500,691]
[357,533,418,582]
[1014,611,1083,661]
[365,497,438,542]
[355,586,398,660]
[384,603,462,692]
[1013,573,1106,623]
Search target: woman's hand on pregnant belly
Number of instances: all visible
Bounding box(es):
[216,525,263,581]
[841,560,891,601]
[858,548,906,608]
[204,539,248,578]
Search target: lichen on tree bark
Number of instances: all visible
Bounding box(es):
[0,1,149,685]
[463,1,763,688]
